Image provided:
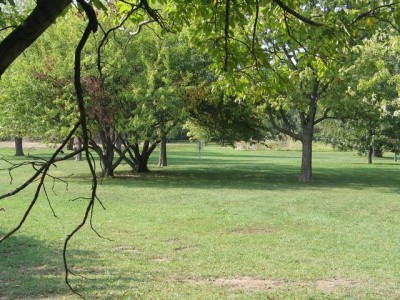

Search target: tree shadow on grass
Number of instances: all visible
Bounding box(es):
[105,159,400,193]
[0,232,69,299]
[0,231,143,299]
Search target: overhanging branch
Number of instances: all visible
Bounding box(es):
[272,0,323,26]
[0,0,71,77]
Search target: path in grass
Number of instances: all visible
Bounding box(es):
[0,144,399,299]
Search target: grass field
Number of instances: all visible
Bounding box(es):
[0,143,399,299]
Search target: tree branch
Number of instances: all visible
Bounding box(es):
[0,0,71,77]
[267,107,302,141]
[314,108,332,125]
[63,0,99,297]
[0,121,81,242]
[272,0,323,26]
[223,0,231,71]
[351,3,397,24]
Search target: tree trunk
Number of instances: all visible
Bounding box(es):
[373,146,383,158]
[136,154,150,173]
[368,145,373,164]
[130,140,160,173]
[101,157,114,177]
[116,136,122,151]
[14,137,24,156]
[67,138,74,151]
[75,139,82,161]
[299,132,313,182]
[89,138,115,177]
[158,137,167,167]
[100,146,115,177]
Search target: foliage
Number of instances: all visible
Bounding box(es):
[184,88,267,145]
[0,17,79,140]
[321,35,400,160]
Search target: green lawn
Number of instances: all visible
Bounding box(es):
[0,144,399,299]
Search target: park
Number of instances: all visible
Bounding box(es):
[1,0,400,299]
[1,142,399,299]
[0,143,400,299]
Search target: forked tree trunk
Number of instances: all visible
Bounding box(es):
[14,137,24,156]
[158,137,167,167]
[131,140,160,173]
[136,154,150,173]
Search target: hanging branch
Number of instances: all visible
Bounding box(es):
[61,0,99,297]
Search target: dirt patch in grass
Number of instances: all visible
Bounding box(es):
[184,277,282,291]
[177,277,360,293]
[115,245,141,254]
[152,256,170,263]
[213,277,282,290]
[316,279,358,292]
[229,227,277,235]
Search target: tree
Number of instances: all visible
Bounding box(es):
[184,85,267,145]
[0,0,165,296]
[165,0,400,182]
[0,15,79,146]
[320,35,400,163]
[116,30,198,172]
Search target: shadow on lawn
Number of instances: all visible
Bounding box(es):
[108,160,400,193]
[0,231,139,299]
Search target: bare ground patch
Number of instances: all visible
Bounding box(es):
[0,141,56,149]
[114,245,141,254]
[172,276,360,293]
[182,276,283,291]
[229,227,277,235]
[316,279,358,292]
[152,256,170,263]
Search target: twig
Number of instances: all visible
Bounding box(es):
[0,145,83,201]
[42,184,58,218]
[0,122,80,242]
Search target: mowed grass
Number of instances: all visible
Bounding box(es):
[0,143,399,299]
